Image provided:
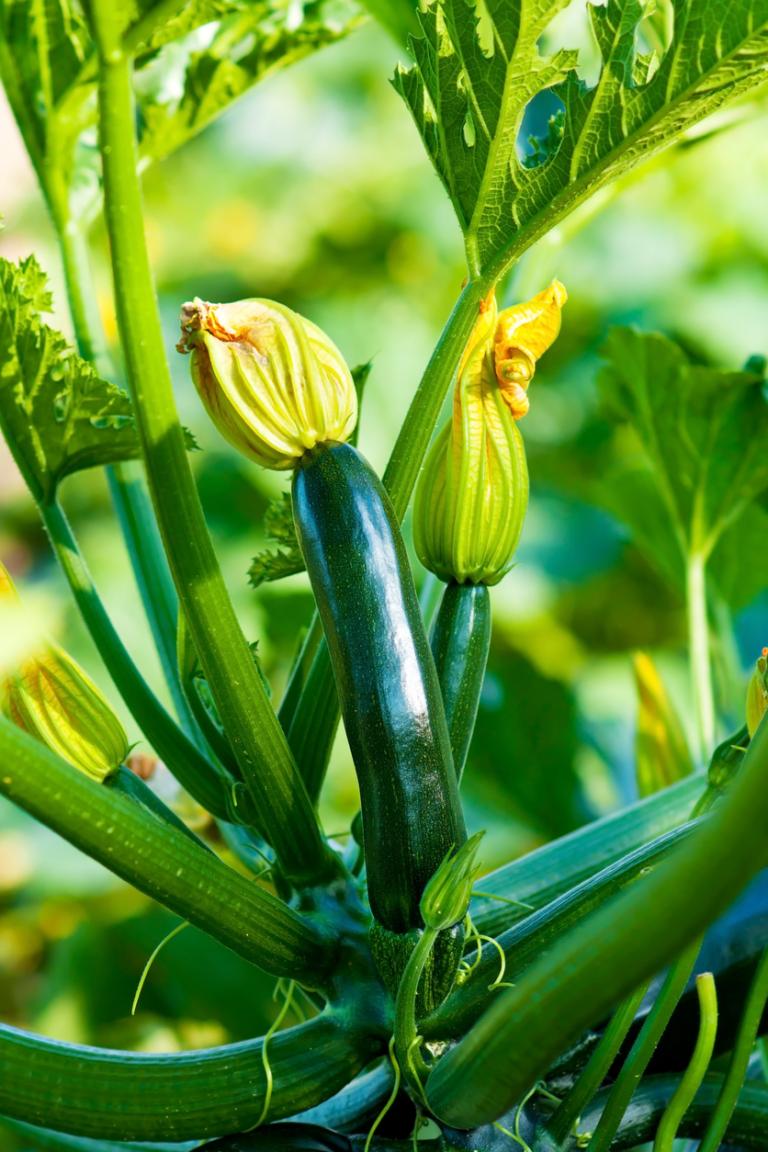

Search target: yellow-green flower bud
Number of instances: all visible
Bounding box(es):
[0,561,20,602]
[633,651,693,797]
[3,645,129,782]
[178,297,357,470]
[746,648,768,738]
[420,831,484,931]
[414,282,566,585]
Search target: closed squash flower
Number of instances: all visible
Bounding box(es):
[178,297,357,470]
[414,281,566,586]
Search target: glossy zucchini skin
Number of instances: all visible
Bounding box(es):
[430,582,491,783]
[292,442,466,934]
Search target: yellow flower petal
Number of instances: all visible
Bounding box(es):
[495,279,567,362]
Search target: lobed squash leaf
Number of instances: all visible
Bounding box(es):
[599,328,768,565]
[393,0,768,279]
[0,255,141,503]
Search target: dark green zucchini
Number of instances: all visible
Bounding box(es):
[291,442,466,935]
[430,582,491,783]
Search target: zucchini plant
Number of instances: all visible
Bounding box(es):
[1,1,768,1150]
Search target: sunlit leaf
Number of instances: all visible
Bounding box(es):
[394,0,768,278]
[0,255,140,502]
[135,2,359,163]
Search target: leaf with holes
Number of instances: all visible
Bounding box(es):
[0,255,141,503]
[599,327,768,567]
[394,0,768,279]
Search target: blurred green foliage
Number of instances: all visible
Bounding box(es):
[0,4,767,1100]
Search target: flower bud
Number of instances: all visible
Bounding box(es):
[633,651,693,797]
[746,648,768,738]
[414,282,566,585]
[3,645,129,782]
[178,297,357,470]
[420,831,484,931]
[0,560,20,602]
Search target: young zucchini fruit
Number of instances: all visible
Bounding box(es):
[415,281,566,780]
[292,442,467,957]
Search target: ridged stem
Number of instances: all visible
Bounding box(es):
[383,279,488,521]
[89,1,330,883]
[0,717,333,985]
[18,73,196,745]
[546,980,651,1145]
[468,773,705,939]
[424,823,693,1040]
[586,950,702,1151]
[0,1012,369,1140]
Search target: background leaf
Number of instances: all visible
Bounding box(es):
[394,0,768,277]
[0,0,360,223]
[599,327,768,562]
[136,1,358,164]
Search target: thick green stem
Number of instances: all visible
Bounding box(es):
[26,89,195,741]
[546,981,651,1145]
[40,499,236,820]
[89,2,330,883]
[470,774,705,939]
[699,948,768,1152]
[0,1119,187,1152]
[687,550,715,761]
[425,713,768,1127]
[0,1012,370,1140]
[430,582,491,782]
[106,461,197,734]
[0,718,334,984]
[281,636,340,806]
[586,941,701,1151]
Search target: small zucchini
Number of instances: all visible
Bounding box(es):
[291,441,466,935]
[430,581,491,782]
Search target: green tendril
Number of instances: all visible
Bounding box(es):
[131,921,189,1016]
[253,979,297,1128]
[493,1082,538,1151]
[364,1036,401,1152]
